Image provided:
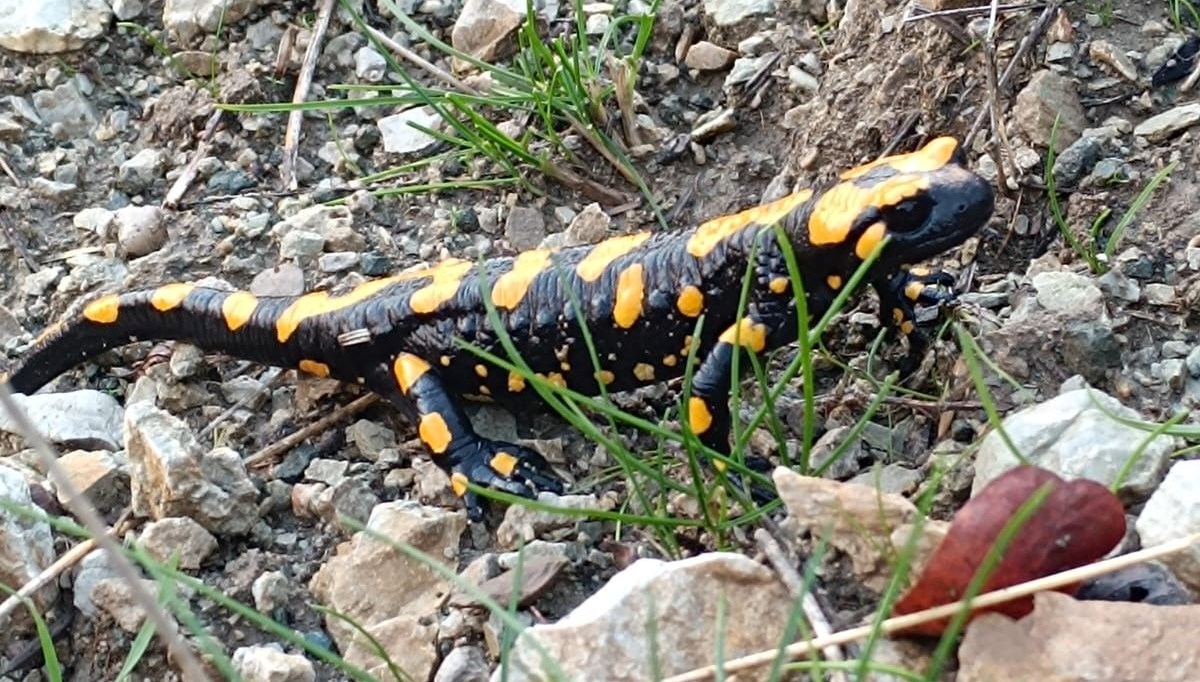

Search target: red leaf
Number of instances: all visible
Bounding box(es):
[891,465,1126,636]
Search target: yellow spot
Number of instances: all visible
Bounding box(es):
[719,318,768,353]
[492,249,553,309]
[409,259,473,314]
[451,472,469,497]
[662,354,677,367]
[440,355,452,366]
[900,320,915,335]
[634,362,656,382]
[419,413,452,454]
[613,263,645,328]
[474,364,488,378]
[769,277,789,294]
[393,353,430,394]
[688,396,713,435]
[479,385,491,395]
[826,275,843,290]
[576,232,651,282]
[909,266,931,277]
[545,372,567,389]
[150,283,193,312]
[508,372,527,392]
[83,295,120,324]
[855,222,889,260]
[807,176,928,246]
[595,369,615,385]
[490,452,518,477]
[841,137,959,179]
[904,280,926,301]
[221,291,259,331]
[676,285,704,317]
[892,308,905,324]
[687,190,813,258]
[275,267,430,343]
[298,359,330,377]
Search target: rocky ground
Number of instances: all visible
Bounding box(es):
[0,0,1199,680]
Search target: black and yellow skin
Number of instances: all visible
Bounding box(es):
[3,137,994,520]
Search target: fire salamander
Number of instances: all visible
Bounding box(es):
[3,137,994,519]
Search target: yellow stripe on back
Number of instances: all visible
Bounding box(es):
[687,189,813,258]
[576,232,651,282]
[840,137,958,179]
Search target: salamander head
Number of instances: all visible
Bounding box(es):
[802,137,995,270]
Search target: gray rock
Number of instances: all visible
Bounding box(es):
[251,571,288,613]
[565,203,609,245]
[1097,268,1140,302]
[124,401,259,535]
[1143,283,1176,305]
[318,251,358,273]
[91,577,158,632]
[309,501,465,681]
[30,178,76,203]
[73,206,115,239]
[56,449,129,512]
[345,419,397,461]
[435,646,490,682]
[1051,135,1101,186]
[250,262,306,297]
[1014,70,1089,152]
[1031,270,1104,317]
[326,478,380,530]
[703,0,773,26]
[117,148,165,192]
[0,0,111,53]
[0,467,58,611]
[971,388,1175,500]
[1062,321,1121,384]
[849,463,923,496]
[378,107,443,155]
[1135,461,1200,591]
[451,0,525,61]
[1187,346,1200,377]
[232,645,315,682]
[164,0,261,43]
[111,0,144,20]
[786,65,819,93]
[280,229,325,259]
[304,458,348,486]
[495,553,794,682]
[116,205,167,257]
[31,82,98,137]
[504,206,546,251]
[355,46,387,81]
[72,549,120,616]
[139,517,218,569]
[1134,103,1200,143]
[0,389,123,450]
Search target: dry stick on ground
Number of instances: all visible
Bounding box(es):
[0,211,40,272]
[0,152,20,185]
[963,1,1060,150]
[1182,53,1200,92]
[902,2,1045,23]
[754,529,849,682]
[983,0,1014,193]
[245,392,381,468]
[0,384,214,682]
[163,109,224,209]
[280,0,338,191]
[663,530,1200,682]
[0,508,133,629]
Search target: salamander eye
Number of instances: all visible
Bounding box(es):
[883,194,934,233]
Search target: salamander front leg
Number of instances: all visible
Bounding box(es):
[684,317,777,501]
[873,266,960,372]
[377,353,564,521]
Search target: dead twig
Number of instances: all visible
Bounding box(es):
[904,1,1044,22]
[163,109,223,209]
[0,383,213,682]
[245,392,381,468]
[0,152,21,186]
[280,0,338,191]
[0,508,133,629]
[755,529,848,682]
[963,1,1060,150]
[0,211,40,272]
[198,367,286,441]
[664,531,1200,682]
